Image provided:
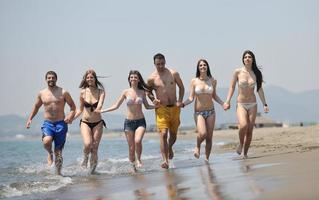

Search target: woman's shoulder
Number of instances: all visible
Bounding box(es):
[233,67,243,75]
[79,88,86,96]
[98,87,104,92]
[209,77,217,84]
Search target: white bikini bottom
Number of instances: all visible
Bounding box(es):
[237,102,257,111]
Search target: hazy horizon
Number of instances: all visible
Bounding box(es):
[1,0,318,116]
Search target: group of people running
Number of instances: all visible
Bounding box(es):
[26,50,269,175]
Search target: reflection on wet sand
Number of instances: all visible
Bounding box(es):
[241,164,264,196]
[133,174,151,200]
[164,170,190,200]
[200,163,223,200]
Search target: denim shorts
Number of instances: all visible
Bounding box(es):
[124,118,146,132]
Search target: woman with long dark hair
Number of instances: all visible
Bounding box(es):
[224,50,269,159]
[74,69,106,174]
[182,59,224,161]
[100,70,155,171]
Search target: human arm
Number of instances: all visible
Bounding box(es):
[143,91,155,109]
[100,91,125,113]
[174,71,185,107]
[182,79,195,107]
[146,77,161,106]
[212,79,224,106]
[64,90,76,124]
[26,93,43,128]
[73,90,85,120]
[257,86,269,113]
[224,70,238,110]
[94,89,106,113]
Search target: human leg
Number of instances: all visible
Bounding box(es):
[135,126,146,168]
[159,129,169,169]
[42,136,54,166]
[205,114,215,161]
[194,114,207,159]
[90,122,103,173]
[80,122,93,168]
[168,106,180,160]
[243,106,257,157]
[236,104,249,155]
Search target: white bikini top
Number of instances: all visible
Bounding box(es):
[126,95,143,105]
[194,79,214,95]
[238,80,256,88]
[238,68,256,88]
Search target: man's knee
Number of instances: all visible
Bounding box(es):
[42,137,53,146]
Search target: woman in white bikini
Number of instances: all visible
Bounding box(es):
[100,70,155,171]
[74,69,106,174]
[224,50,269,159]
[183,59,224,161]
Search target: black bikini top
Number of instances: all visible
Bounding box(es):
[83,89,100,112]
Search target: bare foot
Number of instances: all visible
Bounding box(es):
[236,144,242,155]
[81,155,89,169]
[130,162,137,173]
[55,156,63,176]
[136,160,143,168]
[47,152,53,166]
[161,162,169,169]
[168,147,174,160]
[239,154,248,160]
[89,164,97,174]
[194,147,200,159]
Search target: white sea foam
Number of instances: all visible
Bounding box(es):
[0,176,72,198]
[15,134,26,139]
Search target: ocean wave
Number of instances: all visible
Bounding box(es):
[0,176,72,198]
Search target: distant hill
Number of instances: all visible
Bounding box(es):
[0,86,318,137]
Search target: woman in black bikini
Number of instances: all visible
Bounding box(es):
[74,69,106,174]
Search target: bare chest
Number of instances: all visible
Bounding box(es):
[41,93,65,106]
[153,75,175,89]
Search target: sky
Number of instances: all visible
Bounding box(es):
[1,0,318,116]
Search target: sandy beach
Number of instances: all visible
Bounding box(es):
[34,125,318,200]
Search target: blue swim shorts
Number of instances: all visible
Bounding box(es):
[41,120,68,150]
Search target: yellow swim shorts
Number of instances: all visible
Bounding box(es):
[155,105,180,133]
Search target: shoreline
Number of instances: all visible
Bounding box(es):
[3,125,319,199]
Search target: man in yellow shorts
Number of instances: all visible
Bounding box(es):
[147,53,185,169]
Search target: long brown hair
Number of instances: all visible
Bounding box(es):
[242,50,263,91]
[79,69,104,90]
[128,70,151,92]
[196,59,212,78]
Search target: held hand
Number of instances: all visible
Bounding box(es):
[176,101,184,108]
[94,109,102,113]
[223,102,230,110]
[264,105,269,113]
[64,116,73,124]
[26,119,32,129]
[153,99,161,107]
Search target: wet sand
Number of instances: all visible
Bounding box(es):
[45,125,319,200]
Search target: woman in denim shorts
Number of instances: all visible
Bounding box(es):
[100,70,155,171]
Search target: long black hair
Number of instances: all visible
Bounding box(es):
[196,59,212,78]
[79,69,104,90]
[128,70,151,92]
[242,50,263,91]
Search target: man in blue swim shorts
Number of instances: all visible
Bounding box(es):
[26,71,76,175]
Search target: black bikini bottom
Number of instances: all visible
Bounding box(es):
[80,119,106,131]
